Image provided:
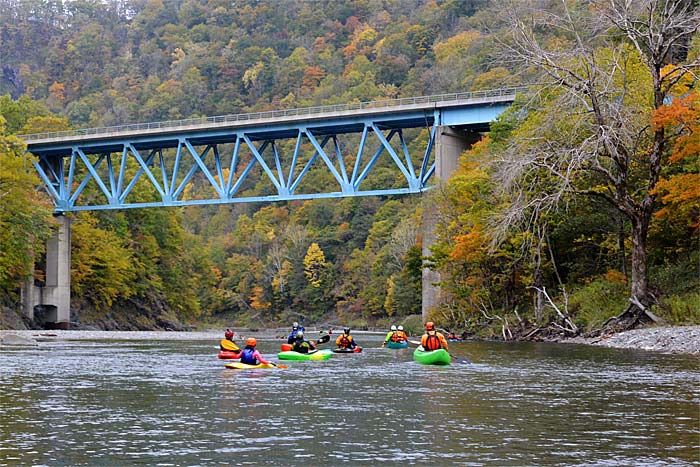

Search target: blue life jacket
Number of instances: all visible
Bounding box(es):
[240,347,258,364]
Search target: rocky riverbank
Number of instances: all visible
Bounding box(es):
[562,325,700,355]
[2,325,699,355]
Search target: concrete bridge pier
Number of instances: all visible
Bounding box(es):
[421,127,481,321]
[21,215,71,329]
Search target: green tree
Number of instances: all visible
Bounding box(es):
[0,116,55,301]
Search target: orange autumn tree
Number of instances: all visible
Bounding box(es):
[429,138,525,324]
[651,90,700,230]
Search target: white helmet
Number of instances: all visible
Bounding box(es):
[390,325,397,331]
[398,325,404,331]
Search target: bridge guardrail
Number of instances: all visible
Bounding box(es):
[18,86,527,142]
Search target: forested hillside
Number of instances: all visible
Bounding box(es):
[0,0,697,336]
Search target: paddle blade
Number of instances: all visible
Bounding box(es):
[275,364,288,369]
[220,339,240,351]
[449,353,472,364]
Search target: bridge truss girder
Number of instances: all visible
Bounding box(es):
[34,117,441,213]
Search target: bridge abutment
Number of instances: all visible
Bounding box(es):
[421,127,481,321]
[21,215,71,329]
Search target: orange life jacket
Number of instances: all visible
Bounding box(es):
[338,334,352,348]
[424,331,442,350]
[390,331,403,342]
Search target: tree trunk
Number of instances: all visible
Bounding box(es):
[629,214,651,307]
[617,213,627,276]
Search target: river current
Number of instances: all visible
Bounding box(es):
[0,335,698,466]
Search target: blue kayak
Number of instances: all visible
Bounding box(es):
[385,340,409,349]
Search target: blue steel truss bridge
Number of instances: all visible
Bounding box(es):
[20,87,522,213]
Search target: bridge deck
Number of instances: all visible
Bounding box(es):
[21,88,521,156]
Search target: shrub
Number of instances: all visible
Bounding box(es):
[568,276,629,331]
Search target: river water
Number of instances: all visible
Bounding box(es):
[0,334,698,466]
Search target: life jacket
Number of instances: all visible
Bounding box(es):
[240,347,258,364]
[338,334,351,348]
[424,332,442,351]
[390,331,404,342]
[292,340,310,353]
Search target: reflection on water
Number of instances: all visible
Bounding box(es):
[0,337,698,466]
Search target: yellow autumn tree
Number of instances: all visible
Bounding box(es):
[304,242,327,288]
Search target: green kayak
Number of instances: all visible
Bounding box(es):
[385,340,409,349]
[277,349,333,361]
[413,348,451,365]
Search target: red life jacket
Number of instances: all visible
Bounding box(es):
[339,335,351,348]
[424,332,442,350]
[390,331,402,342]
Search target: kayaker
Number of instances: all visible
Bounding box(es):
[220,328,240,352]
[291,331,316,353]
[381,325,398,347]
[240,337,271,365]
[420,322,449,351]
[395,325,408,342]
[335,328,357,350]
[447,330,461,342]
[286,321,306,344]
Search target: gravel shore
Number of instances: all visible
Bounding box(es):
[563,325,700,355]
[2,325,700,355]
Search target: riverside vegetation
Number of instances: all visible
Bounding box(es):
[0,0,698,340]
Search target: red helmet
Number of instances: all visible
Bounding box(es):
[246,337,257,347]
[224,329,234,339]
[425,321,435,330]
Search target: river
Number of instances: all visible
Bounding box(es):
[0,334,698,466]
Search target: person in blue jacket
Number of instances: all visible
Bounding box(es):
[240,338,271,365]
[286,321,305,344]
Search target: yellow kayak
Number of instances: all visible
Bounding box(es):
[224,361,276,370]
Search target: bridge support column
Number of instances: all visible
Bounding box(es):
[43,215,72,329]
[422,127,481,321]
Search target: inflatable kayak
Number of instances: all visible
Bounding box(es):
[332,346,362,353]
[217,350,241,359]
[385,340,409,349]
[224,361,275,370]
[413,348,451,365]
[277,349,333,361]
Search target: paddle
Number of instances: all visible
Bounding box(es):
[220,339,240,352]
[407,339,472,364]
[270,362,288,369]
[314,334,330,345]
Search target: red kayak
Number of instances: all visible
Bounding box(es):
[217,350,241,359]
[332,346,362,354]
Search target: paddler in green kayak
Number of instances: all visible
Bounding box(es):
[420,322,449,351]
[290,331,317,353]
